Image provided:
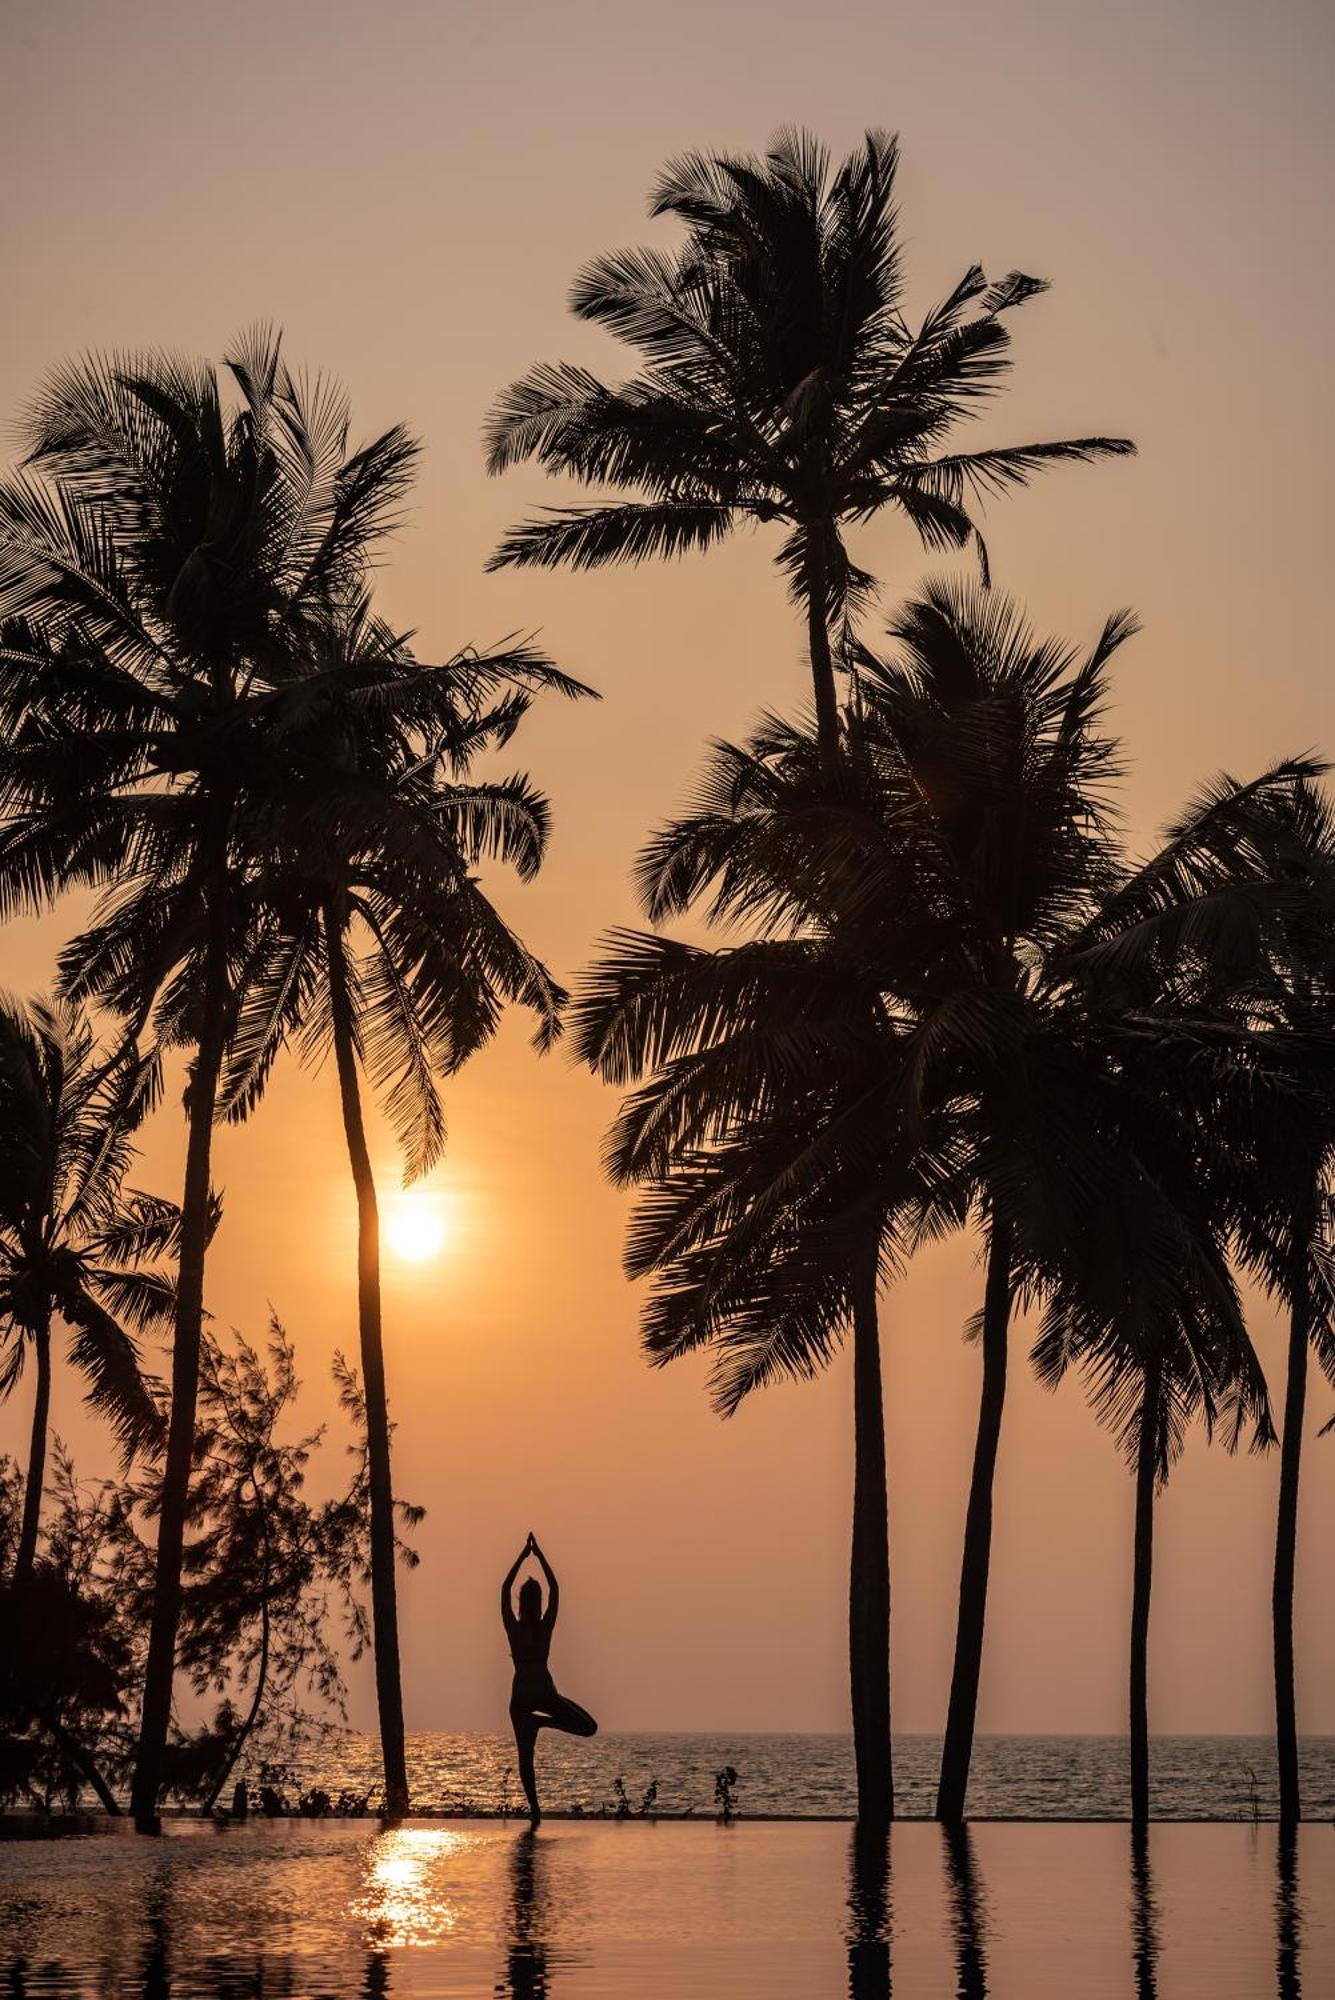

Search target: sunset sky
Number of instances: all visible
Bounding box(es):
[3,0,1333,1743]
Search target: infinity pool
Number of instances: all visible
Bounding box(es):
[1,1818,1328,1996]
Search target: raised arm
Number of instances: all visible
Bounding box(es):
[529,1534,559,1633]
[500,1542,528,1635]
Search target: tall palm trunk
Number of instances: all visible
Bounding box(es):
[13,1311,51,1588]
[325,910,409,1816]
[130,911,229,1831]
[1130,1352,1162,1829]
[1273,1264,1310,1828]
[850,1257,892,1825]
[936,1215,1013,1822]
[804,531,840,775]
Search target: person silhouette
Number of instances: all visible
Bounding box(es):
[502,1533,597,1826]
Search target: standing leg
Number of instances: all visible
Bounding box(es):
[511,1707,541,1826]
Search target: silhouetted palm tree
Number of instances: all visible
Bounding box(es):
[0,996,168,1588]
[214,605,585,1812]
[0,330,418,1825]
[1033,1212,1271,1825]
[1071,773,1335,1825]
[486,127,1133,769]
[1234,790,1335,1830]
[575,918,947,1823]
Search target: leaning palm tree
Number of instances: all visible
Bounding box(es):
[486,127,1133,767]
[0,996,169,1589]
[0,331,420,1827]
[213,604,585,1812]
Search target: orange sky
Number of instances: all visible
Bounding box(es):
[2,0,1333,1739]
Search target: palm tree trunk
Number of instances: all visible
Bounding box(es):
[936,1214,1013,1822]
[13,1312,51,1589]
[130,914,229,1833]
[325,911,410,1817]
[1273,1277,1309,1829]
[804,531,841,775]
[849,1256,892,1825]
[1130,1353,1162,1830]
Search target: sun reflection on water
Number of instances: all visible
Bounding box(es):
[353,1827,474,1948]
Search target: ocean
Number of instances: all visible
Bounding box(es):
[273,1731,1335,1819]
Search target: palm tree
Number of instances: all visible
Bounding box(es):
[486,127,1133,768]
[574,921,947,1823]
[0,996,168,1589]
[1070,773,1335,1825]
[1236,790,1335,1830]
[1032,1153,1272,1825]
[575,581,1142,1824]
[213,606,585,1813]
[0,330,419,1827]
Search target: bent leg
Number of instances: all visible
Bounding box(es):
[535,1691,598,1739]
[510,1707,541,1824]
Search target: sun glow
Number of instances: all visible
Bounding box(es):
[385,1189,449,1263]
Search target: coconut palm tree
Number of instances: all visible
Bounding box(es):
[573,918,955,1823]
[0,330,420,1827]
[0,996,169,1589]
[1030,1109,1273,1825]
[1228,789,1335,1830]
[211,604,586,1812]
[486,127,1133,768]
[1069,773,1335,1825]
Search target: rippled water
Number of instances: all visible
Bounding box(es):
[272,1731,1335,1819]
[1,1818,1330,1996]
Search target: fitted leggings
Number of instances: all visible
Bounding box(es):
[510,1677,597,1820]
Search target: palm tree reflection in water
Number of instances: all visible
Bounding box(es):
[942,1825,990,2000]
[503,1831,551,1999]
[846,1824,892,1999]
[1129,1828,1161,2000]
[362,1948,392,1998]
[1276,1826,1303,2000]
[137,1883,171,2000]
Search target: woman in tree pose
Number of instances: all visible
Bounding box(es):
[502,1533,597,1825]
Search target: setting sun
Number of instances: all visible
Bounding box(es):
[385,1190,448,1263]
